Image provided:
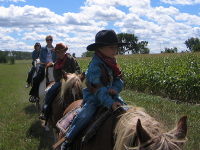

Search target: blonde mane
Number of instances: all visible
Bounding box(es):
[58,73,83,104]
[114,106,187,150]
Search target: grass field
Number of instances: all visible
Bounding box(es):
[0,59,200,150]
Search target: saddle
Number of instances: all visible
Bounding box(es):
[56,105,113,143]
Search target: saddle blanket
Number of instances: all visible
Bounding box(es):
[56,106,81,134]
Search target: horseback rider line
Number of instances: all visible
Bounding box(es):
[29,35,57,103]
[39,43,81,120]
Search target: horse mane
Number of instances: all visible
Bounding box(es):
[113,106,187,150]
[59,73,83,104]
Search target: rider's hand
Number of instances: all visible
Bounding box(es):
[111,102,122,111]
[108,89,117,96]
[46,62,53,66]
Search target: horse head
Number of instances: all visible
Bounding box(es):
[34,58,41,72]
[133,115,187,150]
[114,107,187,150]
[59,72,84,107]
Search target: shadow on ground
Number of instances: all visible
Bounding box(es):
[24,104,39,115]
[24,104,55,150]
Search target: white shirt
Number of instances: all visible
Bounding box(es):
[46,47,53,63]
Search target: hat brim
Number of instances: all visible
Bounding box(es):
[52,48,68,52]
[87,42,128,51]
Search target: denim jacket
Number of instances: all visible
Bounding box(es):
[83,53,124,109]
[32,50,40,61]
[39,45,57,67]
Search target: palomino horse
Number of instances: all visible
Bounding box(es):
[47,73,85,143]
[57,100,187,150]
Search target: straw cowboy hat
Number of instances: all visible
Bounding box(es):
[86,29,128,51]
[52,43,68,52]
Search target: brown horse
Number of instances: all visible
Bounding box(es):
[57,100,187,150]
[46,73,85,143]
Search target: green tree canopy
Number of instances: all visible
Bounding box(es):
[81,51,94,57]
[117,33,150,54]
[184,37,200,51]
[161,47,178,53]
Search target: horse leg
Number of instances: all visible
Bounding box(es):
[38,78,46,111]
[53,128,58,144]
[45,122,50,131]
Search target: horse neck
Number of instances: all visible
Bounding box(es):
[46,67,55,82]
[59,75,83,106]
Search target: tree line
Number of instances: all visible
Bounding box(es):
[82,33,200,57]
[0,35,199,63]
[0,50,32,63]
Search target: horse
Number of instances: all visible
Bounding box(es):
[37,62,55,110]
[46,72,85,144]
[30,58,40,87]
[56,100,187,150]
[31,58,55,111]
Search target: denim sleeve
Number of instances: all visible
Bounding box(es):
[88,63,115,109]
[94,86,115,109]
[39,47,45,64]
[111,76,124,93]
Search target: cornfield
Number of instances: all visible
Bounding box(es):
[77,52,200,103]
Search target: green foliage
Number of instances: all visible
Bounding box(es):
[0,50,32,63]
[78,53,200,103]
[161,47,178,53]
[72,53,76,58]
[193,43,200,52]
[7,56,15,65]
[185,37,200,51]
[117,33,150,54]
[81,51,94,57]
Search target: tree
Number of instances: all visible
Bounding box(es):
[72,53,76,58]
[193,43,200,52]
[81,51,94,57]
[117,33,150,54]
[184,37,200,51]
[161,47,178,53]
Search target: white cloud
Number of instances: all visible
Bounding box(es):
[161,0,200,5]
[0,0,25,2]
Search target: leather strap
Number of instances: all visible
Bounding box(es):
[85,63,110,94]
[52,137,67,150]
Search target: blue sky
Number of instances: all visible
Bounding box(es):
[0,0,200,57]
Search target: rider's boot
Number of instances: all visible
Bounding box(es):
[39,104,47,120]
[25,82,30,88]
[61,140,71,150]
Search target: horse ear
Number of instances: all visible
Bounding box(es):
[174,115,187,139]
[62,70,68,80]
[136,119,151,144]
[80,72,85,82]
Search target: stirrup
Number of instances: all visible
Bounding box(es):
[29,96,36,103]
[39,113,46,120]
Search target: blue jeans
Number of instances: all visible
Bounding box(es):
[66,100,99,140]
[44,82,61,105]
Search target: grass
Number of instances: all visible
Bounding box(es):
[0,60,200,150]
[0,62,54,150]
